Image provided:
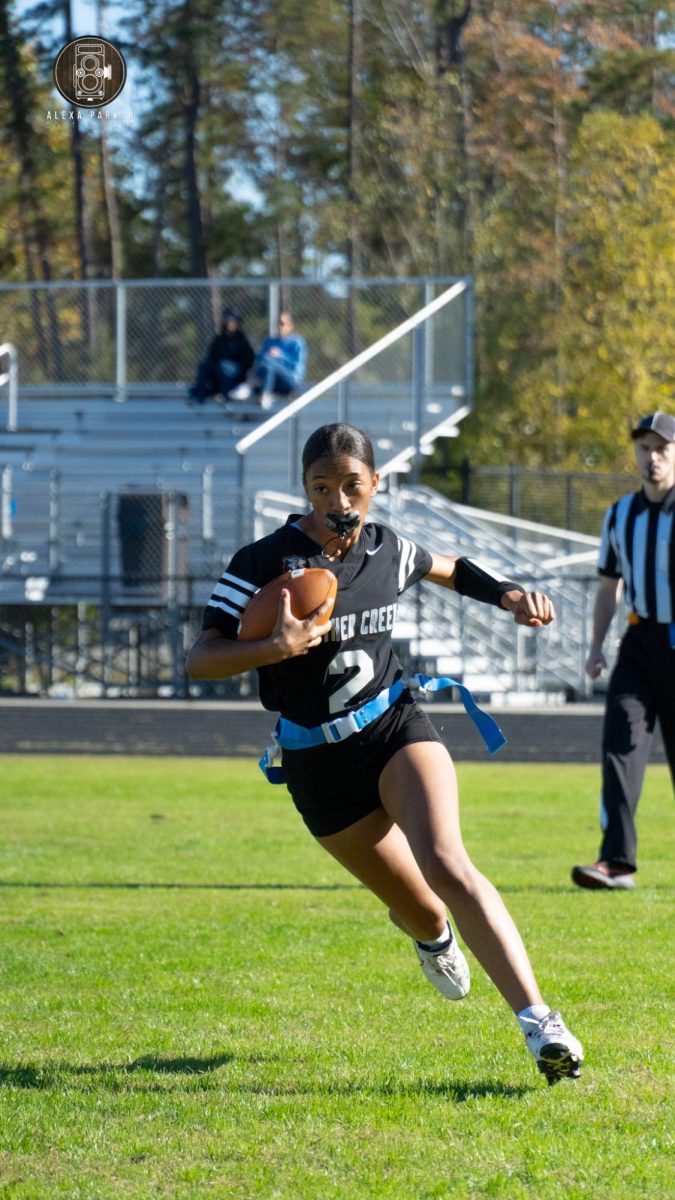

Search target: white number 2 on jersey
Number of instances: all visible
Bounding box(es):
[327,648,375,714]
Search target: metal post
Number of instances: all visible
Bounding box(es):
[237,450,246,548]
[100,492,112,696]
[581,583,591,697]
[202,464,214,540]
[115,283,127,402]
[268,282,280,336]
[423,280,434,391]
[0,344,19,432]
[1,465,12,539]
[165,492,185,696]
[411,320,425,482]
[287,416,301,491]
[166,492,177,603]
[49,469,61,572]
[75,601,87,698]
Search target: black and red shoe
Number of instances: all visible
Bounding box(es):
[571,861,636,890]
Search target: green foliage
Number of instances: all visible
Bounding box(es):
[0,755,673,1197]
[559,110,675,469]
[4,1,675,469]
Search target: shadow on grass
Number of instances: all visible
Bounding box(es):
[383,1078,532,1101]
[226,1078,533,1100]
[0,1057,532,1101]
[0,1053,233,1090]
[0,881,360,891]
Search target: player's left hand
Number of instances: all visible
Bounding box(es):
[506,590,555,628]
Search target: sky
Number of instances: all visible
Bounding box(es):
[14,1,126,38]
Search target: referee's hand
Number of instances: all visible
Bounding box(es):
[585,649,607,679]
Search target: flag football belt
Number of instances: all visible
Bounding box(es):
[259,674,507,784]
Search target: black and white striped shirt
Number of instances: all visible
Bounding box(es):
[598,487,675,623]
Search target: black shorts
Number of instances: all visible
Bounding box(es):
[281,690,444,837]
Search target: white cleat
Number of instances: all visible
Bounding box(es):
[522,1010,584,1085]
[414,928,470,1001]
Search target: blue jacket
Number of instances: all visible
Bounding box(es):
[259,333,308,385]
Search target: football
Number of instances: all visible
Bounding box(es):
[238,567,337,640]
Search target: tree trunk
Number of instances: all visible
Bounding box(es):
[97,0,123,286]
[346,0,363,357]
[0,4,62,376]
[183,51,207,278]
[434,2,474,273]
[63,0,92,358]
[100,128,123,280]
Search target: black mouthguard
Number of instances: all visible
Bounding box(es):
[324,511,360,536]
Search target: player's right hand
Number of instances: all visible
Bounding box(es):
[585,648,606,679]
[271,590,334,658]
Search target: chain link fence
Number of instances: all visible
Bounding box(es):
[424,461,634,536]
[0,276,467,395]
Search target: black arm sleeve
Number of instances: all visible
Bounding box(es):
[453,557,525,608]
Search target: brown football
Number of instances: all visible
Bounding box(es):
[238,567,337,640]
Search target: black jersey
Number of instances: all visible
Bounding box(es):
[202,515,432,726]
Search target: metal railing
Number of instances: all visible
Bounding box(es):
[0,343,18,431]
[426,459,633,536]
[232,279,473,516]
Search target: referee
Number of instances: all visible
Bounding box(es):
[572,412,675,890]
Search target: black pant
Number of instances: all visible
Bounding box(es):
[190,358,248,403]
[599,623,675,871]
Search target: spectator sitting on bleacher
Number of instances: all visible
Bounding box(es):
[247,312,308,410]
[187,308,255,407]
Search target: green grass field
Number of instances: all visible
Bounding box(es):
[0,756,673,1200]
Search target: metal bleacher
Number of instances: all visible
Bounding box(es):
[1,394,240,603]
[0,279,473,608]
[1,389,607,699]
[0,276,612,699]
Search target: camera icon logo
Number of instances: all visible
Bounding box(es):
[54,36,126,109]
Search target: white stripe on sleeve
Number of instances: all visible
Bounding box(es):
[397,536,416,592]
[207,570,259,620]
[206,597,247,619]
[221,571,257,596]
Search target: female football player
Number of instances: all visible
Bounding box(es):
[186,423,583,1084]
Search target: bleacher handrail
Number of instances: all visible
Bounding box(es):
[0,343,18,432]
[235,280,469,455]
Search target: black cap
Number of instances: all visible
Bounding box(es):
[222,307,242,322]
[631,411,675,443]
